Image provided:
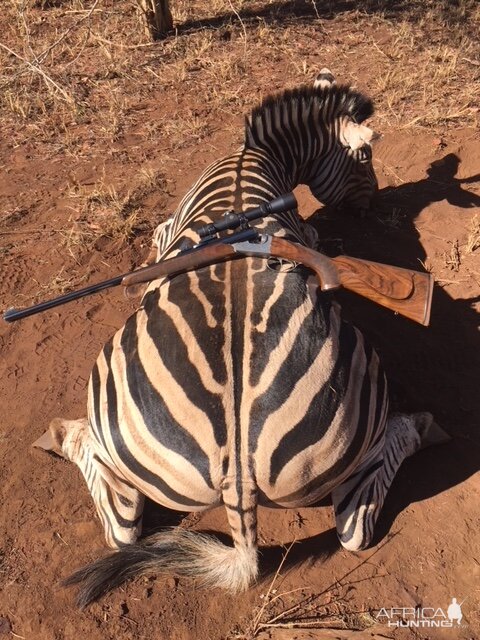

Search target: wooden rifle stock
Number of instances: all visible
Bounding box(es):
[330,255,433,326]
[269,237,433,326]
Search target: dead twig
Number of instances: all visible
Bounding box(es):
[36,0,100,65]
[259,620,346,629]
[465,214,480,254]
[371,39,394,60]
[436,278,468,285]
[404,105,474,127]
[91,32,157,50]
[0,42,73,103]
[251,540,297,632]
[462,57,480,66]
[226,0,248,55]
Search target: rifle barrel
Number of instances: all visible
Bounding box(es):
[3,195,298,324]
[2,229,260,323]
[3,275,124,323]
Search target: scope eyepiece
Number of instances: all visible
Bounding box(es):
[264,193,297,216]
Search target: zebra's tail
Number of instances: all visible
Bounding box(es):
[63,527,258,608]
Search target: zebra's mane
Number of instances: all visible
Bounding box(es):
[245,84,374,147]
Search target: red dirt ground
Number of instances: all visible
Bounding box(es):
[0,2,479,639]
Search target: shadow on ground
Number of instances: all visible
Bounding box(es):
[171,0,478,42]
[309,152,480,543]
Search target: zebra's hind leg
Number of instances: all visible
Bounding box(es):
[331,412,449,551]
[33,418,144,548]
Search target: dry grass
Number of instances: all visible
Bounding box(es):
[1,0,479,154]
[377,207,405,230]
[157,109,212,149]
[33,266,88,296]
[368,21,479,128]
[465,214,480,254]
[229,541,391,639]
[444,238,461,271]
[63,167,168,255]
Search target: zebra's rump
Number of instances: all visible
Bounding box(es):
[88,259,386,511]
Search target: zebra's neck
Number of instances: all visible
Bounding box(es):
[245,93,337,190]
[228,148,311,242]
[158,146,311,260]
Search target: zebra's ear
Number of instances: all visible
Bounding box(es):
[32,418,67,457]
[314,68,336,89]
[342,120,379,150]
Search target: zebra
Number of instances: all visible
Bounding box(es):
[34,69,448,606]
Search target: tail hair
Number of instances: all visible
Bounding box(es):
[63,528,258,608]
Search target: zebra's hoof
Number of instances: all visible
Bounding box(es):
[32,419,67,458]
[414,412,451,450]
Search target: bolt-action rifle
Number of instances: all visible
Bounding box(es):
[2,193,433,325]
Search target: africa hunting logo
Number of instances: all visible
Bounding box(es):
[376,598,465,628]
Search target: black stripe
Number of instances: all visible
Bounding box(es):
[341,479,376,547]
[296,97,310,166]
[249,280,330,433]
[90,358,108,450]
[92,454,137,493]
[145,286,228,448]
[96,499,132,548]
[187,176,235,213]
[234,148,248,211]
[164,272,228,386]
[121,311,215,488]
[272,328,374,502]
[282,101,299,168]
[335,459,384,515]
[103,319,209,508]
[317,71,335,85]
[268,318,358,484]
[192,261,227,335]
[385,445,397,476]
[106,490,142,529]
[262,109,289,170]
[243,185,279,208]
[239,173,278,194]
[249,269,287,347]
[231,259,247,536]
[223,504,256,514]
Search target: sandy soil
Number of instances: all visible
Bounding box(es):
[0,1,479,639]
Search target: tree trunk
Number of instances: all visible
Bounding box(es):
[138,0,173,40]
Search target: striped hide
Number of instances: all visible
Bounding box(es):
[34,69,447,607]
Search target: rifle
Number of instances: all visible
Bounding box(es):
[2,193,433,326]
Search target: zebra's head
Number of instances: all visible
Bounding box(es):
[245,69,379,215]
[309,69,379,213]
[318,115,379,215]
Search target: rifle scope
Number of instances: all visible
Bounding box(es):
[197,192,297,239]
